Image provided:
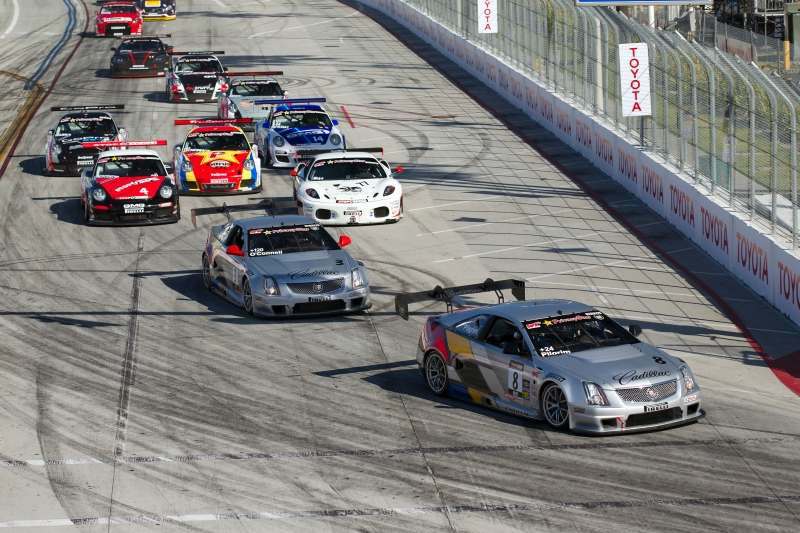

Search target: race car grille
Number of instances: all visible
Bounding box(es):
[107,24,131,35]
[616,379,677,403]
[293,300,346,314]
[287,278,344,294]
[626,407,682,428]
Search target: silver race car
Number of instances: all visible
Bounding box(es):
[217,72,285,125]
[198,211,370,317]
[399,280,704,434]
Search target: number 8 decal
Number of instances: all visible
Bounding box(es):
[508,369,521,392]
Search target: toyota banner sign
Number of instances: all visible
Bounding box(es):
[619,43,651,117]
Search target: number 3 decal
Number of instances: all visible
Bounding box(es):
[652,356,666,365]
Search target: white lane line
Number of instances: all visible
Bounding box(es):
[208,0,227,8]
[408,195,504,213]
[530,279,701,299]
[432,222,661,263]
[415,209,572,237]
[1,0,20,39]
[248,11,359,38]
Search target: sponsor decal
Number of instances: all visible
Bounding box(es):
[595,133,613,167]
[643,402,669,413]
[736,232,768,284]
[538,95,553,124]
[525,86,538,113]
[574,119,592,151]
[618,44,651,117]
[113,176,161,192]
[778,261,800,313]
[684,393,698,404]
[249,248,283,257]
[555,108,572,137]
[613,369,671,386]
[641,165,664,205]
[539,347,571,357]
[700,206,729,255]
[669,184,696,227]
[509,360,524,371]
[289,269,338,279]
[478,0,498,34]
[617,149,638,184]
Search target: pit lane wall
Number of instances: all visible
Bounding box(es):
[358,0,800,328]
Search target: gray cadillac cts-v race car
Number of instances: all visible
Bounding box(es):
[398,280,704,434]
[200,213,370,316]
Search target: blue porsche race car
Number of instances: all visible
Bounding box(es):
[253,98,345,168]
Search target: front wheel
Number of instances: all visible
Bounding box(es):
[424,352,448,396]
[541,384,570,430]
[201,255,212,290]
[242,278,254,315]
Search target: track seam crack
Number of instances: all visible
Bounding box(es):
[106,230,144,531]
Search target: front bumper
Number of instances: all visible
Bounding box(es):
[299,199,402,225]
[179,179,261,195]
[170,90,218,103]
[97,23,141,37]
[252,287,370,317]
[50,154,98,175]
[88,201,179,226]
[569,393,704,434]
[270,145,342,168]
[111,65,166,78]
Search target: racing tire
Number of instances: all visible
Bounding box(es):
[82,200,90,224]
[242,278,254,316]
[424,352,448,396]
[201,255,212,291]
[541,383,570,430]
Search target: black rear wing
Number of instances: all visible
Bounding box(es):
[190,198,297,228]
[295,147,385,162]
[395,278,525,320]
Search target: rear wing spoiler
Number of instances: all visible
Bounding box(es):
[174,118,253,126]
[294,147,385,161]
[168,50,225,55]
[225,70,284,77]
[190,198,297,228]
[395,278,526,320]
[51,105,124,112]
[118,34,172,39]
[81,139,167,149]
[253,97,325,106]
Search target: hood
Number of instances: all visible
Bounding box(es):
[543,343,679,388]
[121,50,159,65]
[177,73,219,88]
[309,178,393,204]
[274,127,331,146]
[96,175,166,200]
[229,97,272,118]
[247,250,354,278]
[100,15,138,22]
[186,151,248,182]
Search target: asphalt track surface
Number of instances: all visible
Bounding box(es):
[1,0,800,531]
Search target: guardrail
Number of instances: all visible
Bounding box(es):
[357,0,800,327]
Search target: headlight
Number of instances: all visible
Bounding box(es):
[383,185,396,196]
[305,188,319,199]
[679,365,697,392]
[264,277,280,296]
[583,382,609,406]
[158,185,173,199]
[272,135,285,147]
[329,133,342,146]
[54,144,62,156]
[91,187,107,202]
[243,158,254,170]
[182,159,193,172]
[352,268,366,289]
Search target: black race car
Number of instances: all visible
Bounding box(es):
[44,106,127,176]
[165,51,226,103]
[110,36,173,77]
[135,0,176,21]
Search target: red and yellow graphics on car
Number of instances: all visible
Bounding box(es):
[173,119,261,194]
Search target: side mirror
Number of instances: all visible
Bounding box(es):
[393,165,405,174]
[174,144,182,152]
[282,90,288,96]
[338,235,352,248]
[226,244,245,257]
[110,47,117,51]
[332,119,339,126]
[81,168,93,180]
[47,129,54,137]
[289,168,298,177]
[118,127,127,141]
[628,324,642,338]
[164,163,174,174]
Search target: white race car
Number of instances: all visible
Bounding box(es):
[291,150,404,225]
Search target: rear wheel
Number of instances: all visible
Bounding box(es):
[541,384,570,430]
[201,255,212,290]
[424,352,448,396]
[82,200,90,223]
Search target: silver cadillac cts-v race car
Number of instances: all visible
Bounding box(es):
[399,280,704,434]
[201,214,370,316]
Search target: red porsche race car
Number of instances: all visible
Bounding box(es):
[96,1,143,37]
[79,140,180,225]
[173,118,262,194]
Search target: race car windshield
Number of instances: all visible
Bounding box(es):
[308,159,387,181]
[55,118,117,137]
[524,312,638,357]
[232,82,283,97]
[101,6,137,14]
[247,224,338,256]
[175,59,222,73]
[184,132,249,151]
[95,157,166,177]
[272,111,331,129]
[119,40,162,52]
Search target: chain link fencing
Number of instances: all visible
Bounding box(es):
[398,0,799,249]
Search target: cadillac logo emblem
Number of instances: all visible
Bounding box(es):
[313,283,323,292]
[646,387,658,399]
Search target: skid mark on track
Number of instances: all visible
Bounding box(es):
[2,493,800,529]
[106,230,144,528]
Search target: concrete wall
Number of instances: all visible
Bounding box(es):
[360,0,800,327]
